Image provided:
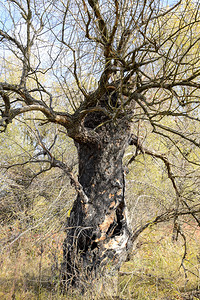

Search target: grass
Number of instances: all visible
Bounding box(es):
[0,220,200,299]
[119,221,200,299]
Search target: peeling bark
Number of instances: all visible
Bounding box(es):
[61,109,132,289]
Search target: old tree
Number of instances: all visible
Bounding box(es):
[1,0,200,289]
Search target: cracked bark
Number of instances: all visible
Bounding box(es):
[61,110,132,289]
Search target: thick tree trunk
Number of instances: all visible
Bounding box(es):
[62,118,132,291]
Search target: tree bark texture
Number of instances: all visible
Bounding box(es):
[62,105,132,289]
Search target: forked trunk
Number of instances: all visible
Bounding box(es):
[62,118,132,290]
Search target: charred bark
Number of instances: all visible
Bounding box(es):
[61,101,133,290]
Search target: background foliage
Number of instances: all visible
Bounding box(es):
[0,113,200,299]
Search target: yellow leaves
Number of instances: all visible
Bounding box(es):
[67,208,71,217]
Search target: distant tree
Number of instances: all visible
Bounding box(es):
[0,0,200,290]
